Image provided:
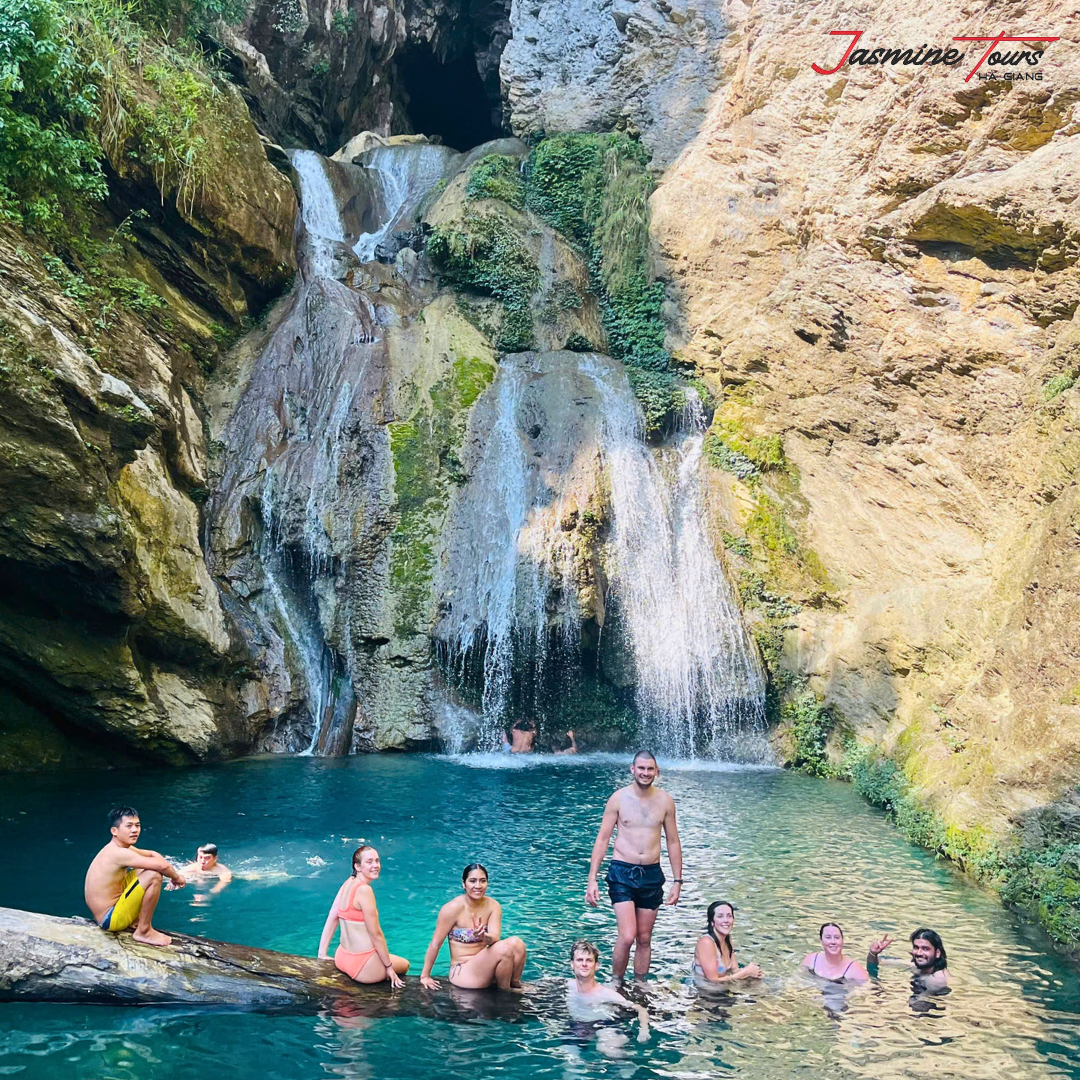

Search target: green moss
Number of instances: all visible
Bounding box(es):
[1043,371,1077,400]
[388,354,495,637]
[465,155,525,211]
[428,215,540,352]
[704,431,758,480]
[746,492,798,556]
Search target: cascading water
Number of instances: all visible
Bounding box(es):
[436,351,768,761]
[212,142,766,761]
[435,353,590,745]
[353,144,462,260]
[291,149,348,278]
[597,378,768,759]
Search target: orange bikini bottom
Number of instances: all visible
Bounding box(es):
[334,944,377,980]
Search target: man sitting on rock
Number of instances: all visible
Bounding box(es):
[84,806,185,947]
[181,843,233,898]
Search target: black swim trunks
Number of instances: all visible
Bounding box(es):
[605,860,665,909]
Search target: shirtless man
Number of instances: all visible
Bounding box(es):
[867,927,951,991]
[84,806,185,946]
[180,843,233,897]
[566,939,649,1057]
[585,750,682,982]
[509,719,536,753]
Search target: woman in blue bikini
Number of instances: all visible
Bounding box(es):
[801,922,869,982]
[418,863,527,990]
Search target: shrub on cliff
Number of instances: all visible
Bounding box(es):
[524,133,680,431]
[0,0,107,226]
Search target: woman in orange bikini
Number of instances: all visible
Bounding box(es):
[418,863,527,991]
[317,845,409,986]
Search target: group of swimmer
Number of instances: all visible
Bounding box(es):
[83,749,950,1009]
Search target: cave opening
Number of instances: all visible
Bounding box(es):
[396,44,502,152]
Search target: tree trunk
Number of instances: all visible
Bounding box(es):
[0,907,529,1019]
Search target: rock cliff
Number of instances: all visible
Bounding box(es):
[0,30,297,768]
[647,0,1080,937]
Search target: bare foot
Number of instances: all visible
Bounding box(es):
[132,928,172,947]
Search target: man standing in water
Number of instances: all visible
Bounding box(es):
[84,806,185,946]
[585,750,683,982]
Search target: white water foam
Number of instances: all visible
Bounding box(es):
[291,149,346,278]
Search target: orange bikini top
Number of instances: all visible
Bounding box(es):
[338,879,367,922]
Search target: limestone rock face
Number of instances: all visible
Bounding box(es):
[649,0,1080,835]
[500,0,726,167]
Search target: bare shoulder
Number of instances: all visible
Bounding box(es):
[440,895,465,918]
[658,788,676,811]
[801,952,817,966]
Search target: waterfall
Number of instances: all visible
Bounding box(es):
[435,353,586,746]
[291,149,346,278]
[437,351,768,761]
[354,144,462,261]
[597,379,767,760]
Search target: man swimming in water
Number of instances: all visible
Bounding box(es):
[566,939,649,1056]
[585,750,683,982]
[867,927,951,990]
[180,843,233,896]
[84,806,185,946]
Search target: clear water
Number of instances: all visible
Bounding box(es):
[2,756,1077,1079]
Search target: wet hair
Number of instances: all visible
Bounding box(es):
[706,901,736,959]
[351,845,376,876]
[819,922,844,940]
[910,928,947,972]
[512,719,535,732]
[632,749,657,766]
[570,939,599,962]
[198,843,218,857]
[108,806,138,830]
[462,862,489,885]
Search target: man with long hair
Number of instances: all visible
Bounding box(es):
[867,927,951,989]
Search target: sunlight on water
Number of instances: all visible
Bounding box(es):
[1,756,1077,1080]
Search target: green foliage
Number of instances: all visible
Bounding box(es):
[329,7,354,36]
[524,132,681,430]
[428,216,539,352]
[465,154,524,210]
[135,0,250,30]
[999,841,1080,947]
[563,332,595,352]
[746,492,798,555]
[721,532,752,558]
[310,54,329,78]
[1043,371,1076,401]
[0,0,107,226]
[703,431,757,480]
[782,691,837,777]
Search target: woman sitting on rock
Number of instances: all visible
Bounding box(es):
[801,921,869,983]
[318,845,409,986]
[419,862,527,990]
[692,900,763,983]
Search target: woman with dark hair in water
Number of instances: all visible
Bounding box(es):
[692,901,763,982]
[419,863,527,990]
[801,922,869,982]
[317,845,409,986]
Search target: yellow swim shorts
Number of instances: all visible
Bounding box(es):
[100,869,144,931]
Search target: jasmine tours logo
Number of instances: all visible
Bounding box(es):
[811,30,1060,82]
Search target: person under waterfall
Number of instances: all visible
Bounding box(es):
[585,750,683,983]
